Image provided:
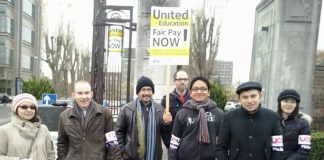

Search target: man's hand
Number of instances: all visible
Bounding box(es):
[163,111,172,124]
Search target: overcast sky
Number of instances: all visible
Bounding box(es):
[43,0,324,83]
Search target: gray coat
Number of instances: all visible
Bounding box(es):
[115,100,169,160]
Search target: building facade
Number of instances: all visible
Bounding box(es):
[250,0,322,117]
[0,0,41,95]
[213,60,233,85]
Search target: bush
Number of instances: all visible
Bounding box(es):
[22,76,55,100]
[310,131,324,160]
[209,82,229,110]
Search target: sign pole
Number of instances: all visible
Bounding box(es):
[165,65,170,113]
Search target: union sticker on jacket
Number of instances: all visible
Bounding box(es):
[298,135,311,146]
[271,135,283,151]
[170,134,180,149]
[105,131,118,144]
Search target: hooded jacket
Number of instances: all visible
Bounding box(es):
[280,113,311,160]
[168,99,223,160]
[56,100,113,160]
[0,113,55,160]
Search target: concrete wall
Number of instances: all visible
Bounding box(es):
[135,0,180,102]
[251,0,322,116]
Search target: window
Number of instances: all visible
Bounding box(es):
[0,4,6,13]
[0,16,14,36]
[23,0,34,18]
[22,26,34,46]
[21,54,33,70]
[0,48,13,65]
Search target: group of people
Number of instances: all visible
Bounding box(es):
[0,69,311,160]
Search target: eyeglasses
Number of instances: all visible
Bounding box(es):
[140,88,152,92]
[175,78,188,81]
[19,105,37,110]
[191,88,208,92]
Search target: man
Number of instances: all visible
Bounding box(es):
[215,82,283,160]
[161,69,190,148]
[57,80,114,160]
[115,76,172,160]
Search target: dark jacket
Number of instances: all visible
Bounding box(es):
[57,100,114,160]
[280,114,311,160]
[115,100,168,160]
[215,106,283,160]
[160,89,190,148]
[168,100,223,160]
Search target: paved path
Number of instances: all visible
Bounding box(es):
[0,105,11,126]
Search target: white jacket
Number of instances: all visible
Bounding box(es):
[0,113,55,160]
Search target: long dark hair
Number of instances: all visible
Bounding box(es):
[277,99,299,119]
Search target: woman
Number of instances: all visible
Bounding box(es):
[0,93,55,160]
[168,76,223,160]
[277,89,311,160]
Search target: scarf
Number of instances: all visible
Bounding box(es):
[136,98,156,160]
[188,98,213,144]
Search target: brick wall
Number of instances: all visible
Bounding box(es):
[313,65,324,131]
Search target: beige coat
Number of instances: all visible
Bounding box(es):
[0,113,55,160]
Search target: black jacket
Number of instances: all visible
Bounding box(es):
[215,106,283,160]
[115,100,169,160]
[160,89,190,148]
[280,114,311,160]
[168,100,223,160]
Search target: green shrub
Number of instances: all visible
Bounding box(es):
[310,131,324,160]
[22,76,55,100]
[209,82,229,110]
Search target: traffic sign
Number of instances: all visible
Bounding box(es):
[42,93,57,105]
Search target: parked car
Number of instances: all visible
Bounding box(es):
[224,101,236,112]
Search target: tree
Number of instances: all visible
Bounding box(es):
[316,50,324,64]
[22,76,55,100]
[209,82,229,110]
[189,11,221,79]
[189,0,225,79]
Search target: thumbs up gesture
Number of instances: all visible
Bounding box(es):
[163,111,172,124]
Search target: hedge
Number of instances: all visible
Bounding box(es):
[310,131,324,160]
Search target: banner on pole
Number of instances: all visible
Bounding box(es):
[149,6,191,65]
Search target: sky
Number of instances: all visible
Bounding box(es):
[43,0,324,83]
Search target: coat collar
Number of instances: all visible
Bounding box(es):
[69,100,103,118]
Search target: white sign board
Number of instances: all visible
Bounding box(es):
[149,7,191,65]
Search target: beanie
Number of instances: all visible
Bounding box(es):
[277,89,300,103]
[12,93,38,112]
[136,76,155,94]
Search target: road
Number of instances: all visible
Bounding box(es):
[0,104,11,126]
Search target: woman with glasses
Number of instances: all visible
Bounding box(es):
[0,93,55,160]
[277,89,311,159]
[168,76,223,160]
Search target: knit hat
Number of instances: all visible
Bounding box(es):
[236,81,262,95]
[136,76,155,94]
[277,89,300,102]
[12,93,38,112]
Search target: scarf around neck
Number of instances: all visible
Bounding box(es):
[136,98,156,160]
[188,98,214,144]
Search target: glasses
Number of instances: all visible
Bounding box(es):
[140,88,152,92]
[191,88,208,92]
[19,105,37,110]
[175,78,188,81]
